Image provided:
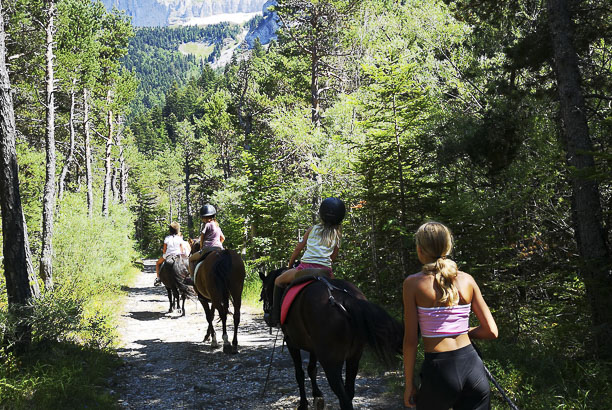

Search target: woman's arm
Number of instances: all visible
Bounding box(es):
[468,276,498,340]
[403,277,419,408]
[288,227,311,267]
[162,243,167,255]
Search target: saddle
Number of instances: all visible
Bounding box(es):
[280,272,348,325]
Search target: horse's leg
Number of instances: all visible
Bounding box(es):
[180,292,186,317]
[287,345,309,410]
[230,292,241,354]
[320,361,353,410]
[166,287,173,313]
[220,305,232,354]
[344,349,363,401]
[307,352,325,410]
[199,296,217,347]
[172,288,180,313]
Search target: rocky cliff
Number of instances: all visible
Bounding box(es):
[102,0,267,26]
[245,0,279,47]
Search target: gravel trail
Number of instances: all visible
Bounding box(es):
[112,259,402,409]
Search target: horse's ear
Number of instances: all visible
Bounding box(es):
[259,271,266,281]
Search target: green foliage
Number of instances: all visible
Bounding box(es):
[0,192,137,407]
[123,24,242,115]
[0,342,121,409]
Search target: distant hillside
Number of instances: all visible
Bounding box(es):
[123,24,241,115]
[101,0,266,26]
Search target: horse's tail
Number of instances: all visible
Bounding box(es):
[212,250,232,309]
[345,297,403,366]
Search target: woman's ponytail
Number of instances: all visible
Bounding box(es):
[416,222,459,306]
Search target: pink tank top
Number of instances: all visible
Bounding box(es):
[417,304,471,338]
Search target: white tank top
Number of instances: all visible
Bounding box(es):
[164,235,183,257]
[301,225,340,268]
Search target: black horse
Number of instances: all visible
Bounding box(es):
[158,254,194,316]
[260,268,403,410]
[190,239,245,353]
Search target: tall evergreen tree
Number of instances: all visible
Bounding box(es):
[0,0,40,352]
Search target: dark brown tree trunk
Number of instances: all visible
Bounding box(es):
[58,81,77,202]
[40,0,56,289]
[547,0,612,358]
[0,0,40,353]
[83,88,93,217]
[102,89,113,217]
[392,94,408,275]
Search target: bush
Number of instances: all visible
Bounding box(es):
[0,193,139,408]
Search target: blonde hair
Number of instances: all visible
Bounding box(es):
[415,221,459,306]
[317,223,342,248]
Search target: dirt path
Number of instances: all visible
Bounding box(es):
[112,260,402,409]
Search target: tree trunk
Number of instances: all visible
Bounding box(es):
[185,155,193,237]
[58,81,77,202]
[118,136,127,204]
[0,0,40,353]
[40,0,56,289]
[102,89,113,217]
[311,53,320,126]
[83,88,93,217]
[393,94,408,275]
[111,167,118,202]
[547,0,612,358]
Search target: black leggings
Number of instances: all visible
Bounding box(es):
[417,344,490,410]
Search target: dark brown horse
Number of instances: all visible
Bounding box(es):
[190,240,245,353]
[158,254,194,316]
[260,268,403,410]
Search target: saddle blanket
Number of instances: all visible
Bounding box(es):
[281,280,314,325]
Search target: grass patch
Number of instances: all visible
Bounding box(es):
[178,42,215,60]
[0,343,121,409]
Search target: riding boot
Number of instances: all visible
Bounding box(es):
[270,285,283,328]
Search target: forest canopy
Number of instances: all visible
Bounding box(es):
[1,0,611,408]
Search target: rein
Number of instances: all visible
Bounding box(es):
[261,327,281,397]
[472,341,520,410]
[315,276,350,315]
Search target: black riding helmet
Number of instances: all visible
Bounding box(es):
[319,197,346,225]
[200,204,216,218]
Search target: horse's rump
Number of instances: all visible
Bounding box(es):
[286,279,402,364]
[160,255,193,295]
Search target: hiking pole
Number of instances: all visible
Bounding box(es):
[261,327,281,397]
[472,342,520,410]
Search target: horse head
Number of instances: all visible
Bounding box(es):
[259,268,286,317]
[189,238,201,255]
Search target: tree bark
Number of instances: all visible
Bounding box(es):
[102,89,113,217]
[0,0,40,352]
[83,88,93,217]
[118,135,127,204]
[40,0,56,289]
[547,0,612,358]
[58,81,77,202]
[185,155,193,237]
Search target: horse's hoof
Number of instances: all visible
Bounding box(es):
[210,342,219,349]
[231,345,238,354]
[223,344,232,354]
[314,397,325,410]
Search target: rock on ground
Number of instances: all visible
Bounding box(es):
[112,259,403,409]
